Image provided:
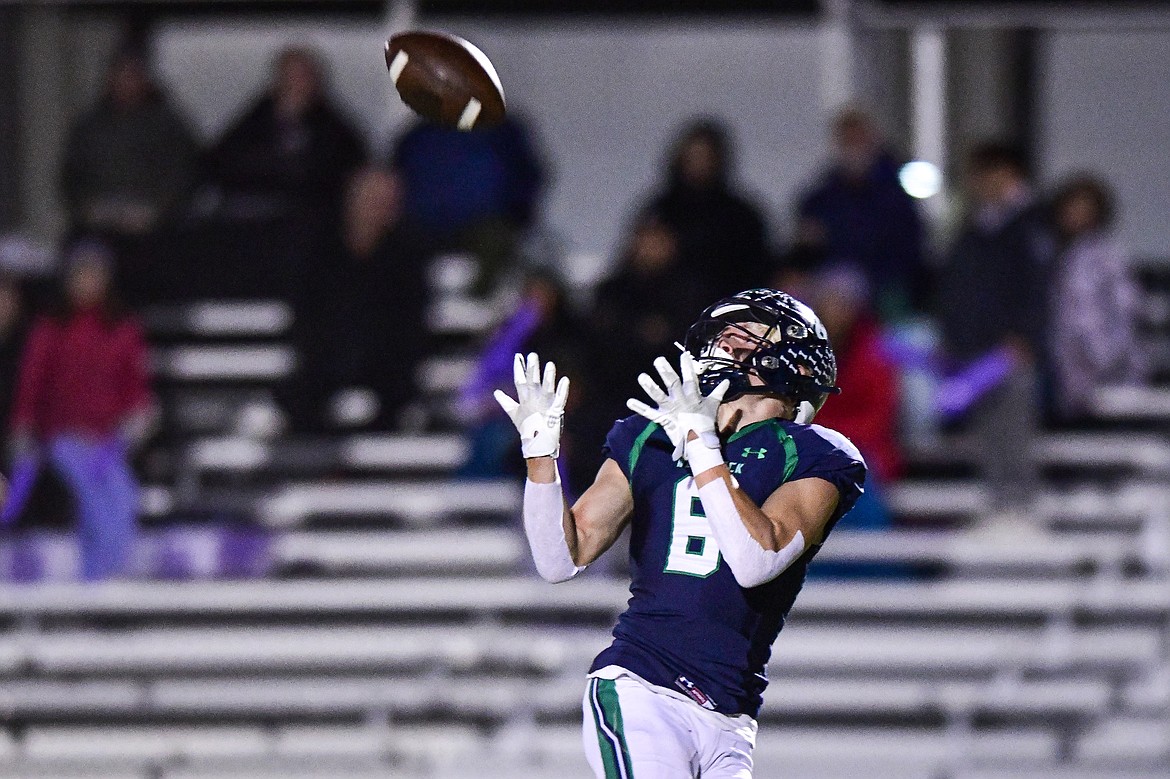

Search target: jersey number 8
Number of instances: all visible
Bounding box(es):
[664,478,721,577]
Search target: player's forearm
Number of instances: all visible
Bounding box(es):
[523,456,585,582]
[692,466,792,550]
[696,473,807,588]
[688,439,806,588]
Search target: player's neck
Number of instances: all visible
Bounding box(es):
[717,394,795,436]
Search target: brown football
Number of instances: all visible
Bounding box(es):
[384,30,506,131]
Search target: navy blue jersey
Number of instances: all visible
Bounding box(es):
[590,415,866,718]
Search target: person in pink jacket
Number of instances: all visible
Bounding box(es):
[9,241,153,580]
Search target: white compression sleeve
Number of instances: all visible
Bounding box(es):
[695,475,807,589]
[523,475,585,583]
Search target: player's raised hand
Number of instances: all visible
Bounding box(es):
[627,352,730,461]
[494,352,570,459]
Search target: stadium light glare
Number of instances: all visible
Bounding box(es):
[899,160,942,199]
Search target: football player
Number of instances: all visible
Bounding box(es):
[495,288,866,778]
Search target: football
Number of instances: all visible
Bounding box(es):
[384,30,506,131]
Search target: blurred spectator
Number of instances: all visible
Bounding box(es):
[0,277,27,430]
[797,108,925,321]
[772,239,830,296]
[937,143,1052,365]
[60,48,199,240]
[458,270,596,493]
[283,167,432,432]
[391,114,544,295]
[1048,176,1146,424]
[645,118,771,296]
[208,46,366,217]
[935,142,1053,526]
[806,266,900,567]
[590,208,708,422]
[9,241,153,580]
[206,46,367,306]
[812,265,903,486]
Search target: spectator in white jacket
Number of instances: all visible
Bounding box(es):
[1049,175,1146,423]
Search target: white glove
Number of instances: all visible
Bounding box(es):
[626,353,730,468]
[494,352,570,459]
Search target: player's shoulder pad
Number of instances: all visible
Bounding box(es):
[782,421,867,487]
[808,423,865,466]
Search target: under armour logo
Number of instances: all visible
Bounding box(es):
[741,447,768,459]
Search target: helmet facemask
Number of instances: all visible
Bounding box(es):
[684,290,839,420]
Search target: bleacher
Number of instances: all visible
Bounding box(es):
[0,257,1167,779]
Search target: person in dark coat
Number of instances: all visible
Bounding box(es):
[283,167,432,432]
[645,118,771,297]
[590,208,709,425]
[208,46,366,215]
[935,141,1054,527]
[60,48,199,239]
[391,114,545,295]
[797,108,926,322]
[936,143,1051,369]
[207,46,367,304]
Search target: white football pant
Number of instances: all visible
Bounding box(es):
[582,667,757,779]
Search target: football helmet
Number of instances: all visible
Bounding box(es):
[683,288,839,419]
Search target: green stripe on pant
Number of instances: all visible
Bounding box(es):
[590,678,635,778]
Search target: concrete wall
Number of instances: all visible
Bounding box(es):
[1039,27,1170,260]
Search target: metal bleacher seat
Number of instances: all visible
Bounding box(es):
[751,726,1061,772]
[28,624,606,677]
[0,680,143,715]
[762,676,1112,721]
[1,767,145,779]
[258,479,521,527]
[4,575,1168,623]
[144,301,293,339]
[416,354,476,395]
[886,479,1170,531]
[1040,433,1170,474]
[270,528,525,575]
[150,674,591,722]
[22,725,271,761]
[1122,667,1170,715]
[0,639,23,676]
[186,434,470,478]
[816,528,1149,574]
[1094,384,1170,422]
[155,345,296,383]
[956,770,1169,779]
[791,578,1170,620]
[768,625,1161,676]
[0,667,1118,730]
[1074,716,1170,765]
[162,761,392,779]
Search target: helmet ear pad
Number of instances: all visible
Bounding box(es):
[795,400,818,424]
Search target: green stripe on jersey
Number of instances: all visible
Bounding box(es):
[627,420,658,477]
[726,419,774,444]
[776,426,799,481]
